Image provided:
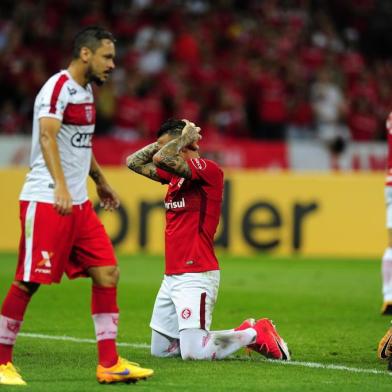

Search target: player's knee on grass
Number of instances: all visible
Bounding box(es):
[89,266,119,287]
[13,280,40,295]
[151,330,180,357]
[180,329,208,360]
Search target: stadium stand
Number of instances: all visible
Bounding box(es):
[0,0,391,144]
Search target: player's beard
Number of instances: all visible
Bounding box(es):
[86,66,104,86]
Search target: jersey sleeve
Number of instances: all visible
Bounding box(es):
[156,167,173,184]
[186,158,222,185]
[37,74,70,122]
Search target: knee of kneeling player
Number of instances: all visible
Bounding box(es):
[179,329,208,360]
[180,349,204,360]
[150,346,167,357]
[180,343,206,360]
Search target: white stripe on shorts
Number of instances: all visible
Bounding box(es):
[23,201,37,281]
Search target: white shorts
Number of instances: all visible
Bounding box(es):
[150,270,220,339]
[386,187,392,228]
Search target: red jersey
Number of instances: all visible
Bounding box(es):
[386,112,392,186]
[157,158,224,275]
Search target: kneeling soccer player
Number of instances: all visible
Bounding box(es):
[127,119,290,361]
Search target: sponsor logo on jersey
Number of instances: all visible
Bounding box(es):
[71,132,93,148]
[191,158,207,170]
[67,86,77,95]
[35,251,53,274]
[181,308,192,320]
[164,197,185,210]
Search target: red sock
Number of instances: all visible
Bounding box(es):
[0,345,13,365]
[0,285,32,364]
[92,286,119,367]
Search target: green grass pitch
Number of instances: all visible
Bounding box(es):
[0,252,391,391]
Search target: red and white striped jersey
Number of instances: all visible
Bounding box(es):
[20,70,96,204]
[386,112,392,186]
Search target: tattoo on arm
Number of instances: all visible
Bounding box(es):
[127,142,161,181]
[153,136,192,178]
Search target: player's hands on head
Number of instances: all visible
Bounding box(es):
[54,183,73,215]
[181,119,201,150]
[96,183,120,211]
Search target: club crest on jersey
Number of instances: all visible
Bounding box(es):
[165,197,185,210]
[85,105,93,123]
[191,158,207,170]
[181,308,192,320]
[71,131,93,148]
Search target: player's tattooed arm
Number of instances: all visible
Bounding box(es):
[152,136,192,179]
[126,142,162,182]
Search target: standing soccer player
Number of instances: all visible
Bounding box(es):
[381,111,392,316]
[378,111,392,363]
[126,119,290,361]
[0,26,153,385]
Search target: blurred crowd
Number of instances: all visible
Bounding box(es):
[0,0,392,143]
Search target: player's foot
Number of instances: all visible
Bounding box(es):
[234,318,256,331]
[378,326,392,359]
[234,318,259,354]
[96,357,154,384]
[381,302,392,315]
[0,362,26,386]
[252,318,290,360]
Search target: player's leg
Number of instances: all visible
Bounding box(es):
[0,201,73,385]
[173,272,290,360]
[381,187,392,315]
[180,319,290,361]
[381,236,392,314]
[69,201,153,383]
[88,265,120,368]
[179,327,256,360]
[150,276,181,357]
[172,271,255,359]
[0,281,39,385]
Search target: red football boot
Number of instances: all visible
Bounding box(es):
[252,318,290,360]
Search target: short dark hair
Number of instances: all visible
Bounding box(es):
[157,119,185,138]
[72,26,115,59]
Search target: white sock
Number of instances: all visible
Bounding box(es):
[92,313,118,341]
[151,329,180,357]
[179,328,256,360]
[382,248,392,301]
[0,315,22,345]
